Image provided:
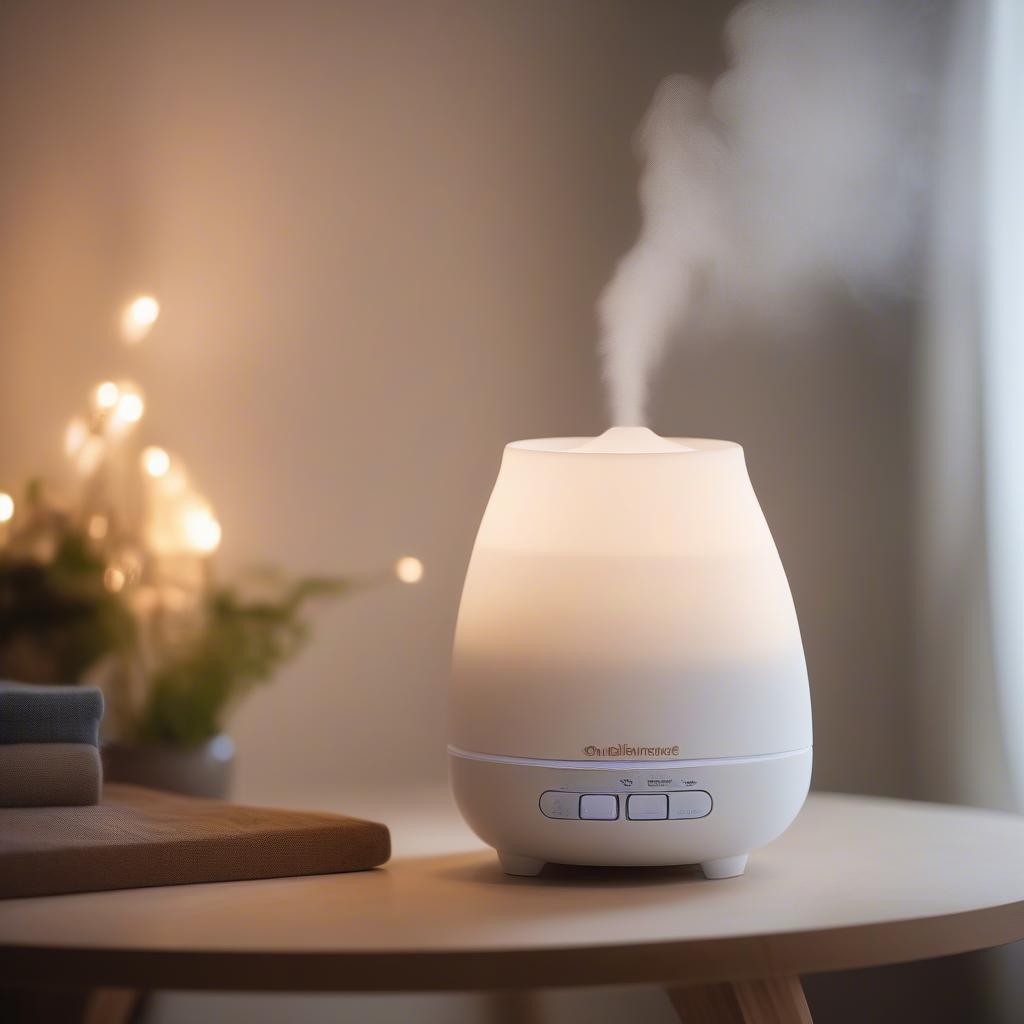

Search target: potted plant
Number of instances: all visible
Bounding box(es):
[0,297,421,798]
[101,571,352,798]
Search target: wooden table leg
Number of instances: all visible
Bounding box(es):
[485,991,543,1023]
[666,976,812,1024]
[83,989,145,1024]
[0,987,143,1024]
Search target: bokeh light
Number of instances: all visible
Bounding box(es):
[142,446,171,478]
[184,506,222,553]
[95,381,120,410]
[0,492,13,523]
[103,566,126,592]
[122,295,160,342]
[395,556,424,584]
[116,392,145,424]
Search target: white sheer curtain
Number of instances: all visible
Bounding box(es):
[919,3,1024,1016]
[915,0,1017,812]
[982,0,1024,811]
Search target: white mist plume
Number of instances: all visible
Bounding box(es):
[598,77,728,426]
[599,0,942,426]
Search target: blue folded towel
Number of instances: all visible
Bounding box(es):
[0,682,104,746]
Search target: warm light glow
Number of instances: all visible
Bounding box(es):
[0,492,13,523]
[162,586,191,611]
[158,465,189,496]
[184,506,221,553]
[142,446,170,478]
[87,514,109,540]
[65,417,89,457]
[117,392,145,424]
[122,295,160,342]
[103,566,126,592]
[395,556,424,584]
[95,381,120,409]
[104,383,145,437]
[132,585,160,613]
[129,295,159,326]
[118,548,143,583]
[76,436,106,476]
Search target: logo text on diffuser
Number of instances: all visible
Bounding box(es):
[582,744,680,758]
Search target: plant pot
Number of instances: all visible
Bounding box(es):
[102,734,236,800]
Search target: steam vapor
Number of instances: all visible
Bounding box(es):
[599,0,943,426]
[599,78,729,427]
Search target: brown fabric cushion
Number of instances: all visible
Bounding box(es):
[0,783,390,898]
[0,743,102,807]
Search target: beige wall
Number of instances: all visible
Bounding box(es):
[0,0,913,807]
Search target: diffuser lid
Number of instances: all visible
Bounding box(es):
[570,427,694,454]
[509,427,732,455]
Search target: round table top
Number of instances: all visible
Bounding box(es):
[1,791,1023,992]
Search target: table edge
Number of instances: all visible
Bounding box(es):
[2,901,1022,992]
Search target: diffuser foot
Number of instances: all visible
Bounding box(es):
[700,854,748,879]
[498,852,546,877]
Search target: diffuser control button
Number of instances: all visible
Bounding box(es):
[627,794,668,820]
[540,791,580,819]
[668,790,713,819]
[579,794,619,820]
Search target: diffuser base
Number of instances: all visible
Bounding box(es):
[450,746,811,875]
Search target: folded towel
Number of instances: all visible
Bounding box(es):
[0,682,104,746]
[0,743,102,807]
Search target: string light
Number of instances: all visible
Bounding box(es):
[122,295,160,342]
[116,391,145,424]
[0,492,13,523]
[103,566,126,592]
[141,446,170,478]
[394,556,424,584]
[183,505,221,553]
[87,514,109,540]
[95,381,120,410]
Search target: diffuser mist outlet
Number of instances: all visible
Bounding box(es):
[448,427,812,878]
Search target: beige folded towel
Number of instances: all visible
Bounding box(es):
[0,743,101,807]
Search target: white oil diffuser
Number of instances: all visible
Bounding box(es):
[449,426,812,878]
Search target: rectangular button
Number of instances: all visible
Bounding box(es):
[580,794,618,820]
[627,794,668,820]
[540,791,579,819]
[669,790,712,819]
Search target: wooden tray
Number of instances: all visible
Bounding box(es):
[0,783,390,899]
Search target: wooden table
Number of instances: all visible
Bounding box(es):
[2,792,1024,1023]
